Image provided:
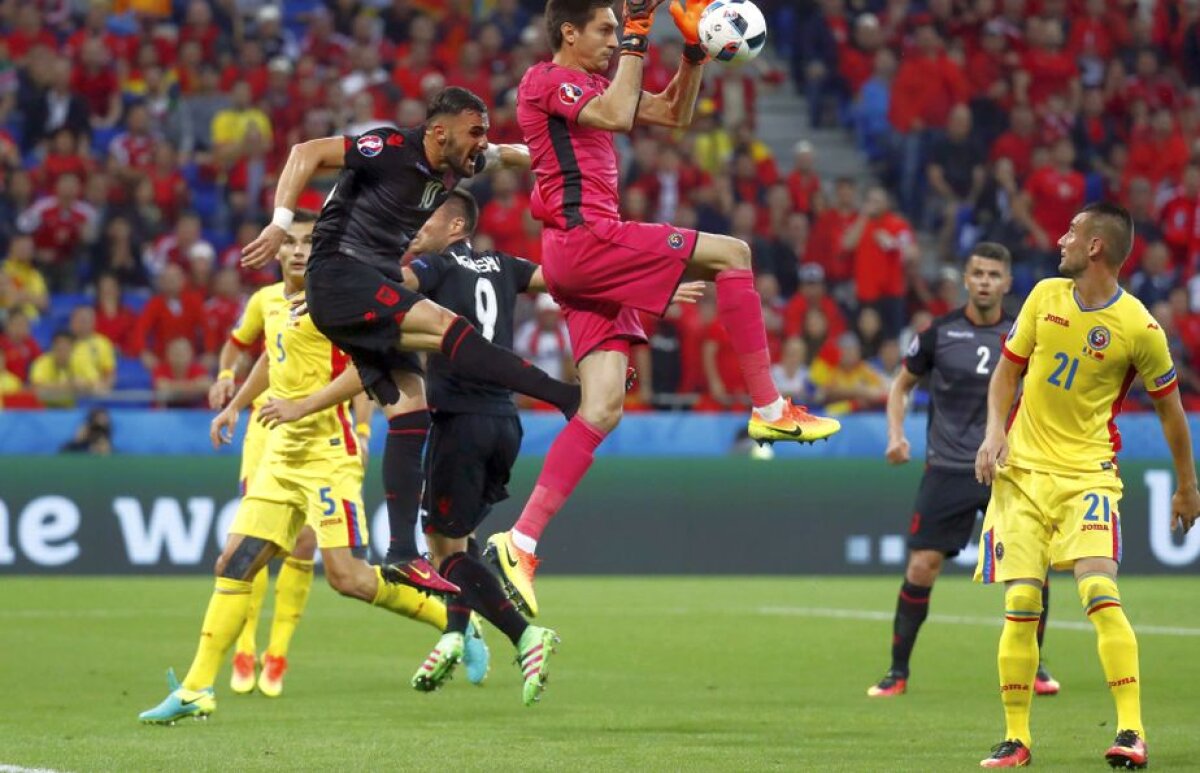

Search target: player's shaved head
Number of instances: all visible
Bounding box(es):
[545,0,614,50]
[1079,201,1134,267]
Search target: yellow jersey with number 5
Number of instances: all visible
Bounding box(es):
[1001,278,1177,474]
[229,283,289,411]
[262,289,359,461]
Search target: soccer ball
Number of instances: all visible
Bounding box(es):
[698,0,768,64]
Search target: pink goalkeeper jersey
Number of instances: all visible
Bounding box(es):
[517,62,620,230]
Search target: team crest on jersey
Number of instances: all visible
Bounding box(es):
[667,232,685,249]
[558,83,584,105]
[994,541,1005,560]
[1087,325,1111,350]
[357,134,383,157]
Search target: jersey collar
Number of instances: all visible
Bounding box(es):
[1072,286,1123,312]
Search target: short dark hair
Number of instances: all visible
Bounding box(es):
[52,330,73,344]
[294,209,319,223]
[969,242,1012,268]
[427,87,488,121]
[545,0,614,50]
[1080,201,1134,266]
[444,189,479,237]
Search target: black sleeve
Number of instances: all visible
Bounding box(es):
[904,322,938,377]
[409,253,449,294]
[502,253,539,293]
[342,128,407,174]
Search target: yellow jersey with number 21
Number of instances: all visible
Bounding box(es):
[1000,278,1176,475]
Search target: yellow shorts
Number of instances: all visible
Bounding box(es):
[238,409,269,495]
[231,451,369,552]
[974,464,1124,584]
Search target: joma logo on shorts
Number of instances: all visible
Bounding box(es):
[1108,677,1137,687]
[1001,683,1030,692]
[1081,523,1111,532]
[320,518,342,528]
[1043,313,1070,327]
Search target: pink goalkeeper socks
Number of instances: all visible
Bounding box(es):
[513,416,608,546]
[715,268,780,408]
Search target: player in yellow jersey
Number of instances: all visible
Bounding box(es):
[139,215,458,725]
[207,212,371,697]
[973,203,1200,769]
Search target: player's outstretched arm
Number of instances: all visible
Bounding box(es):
[211,353,269,448]
[1151,388,1200,533]
[575,1,664,132]
[484,143,531,172]
[258,361,365,428]
[242,137,345,269]
[975,354,1021,485]
[884,366,921,465]
[636,0,709,128]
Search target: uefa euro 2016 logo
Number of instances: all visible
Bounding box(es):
[558,83,583,105]
[667,232,685,249]
[357,134,383,157]
[1087,326,1111,351]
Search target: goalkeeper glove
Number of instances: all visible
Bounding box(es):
[669,0,712,63]
[620,0,667,57]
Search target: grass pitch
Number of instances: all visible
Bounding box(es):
[1,576,1197,772]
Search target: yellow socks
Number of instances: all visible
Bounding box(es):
[370,566,447,630]
[997,583,1042,747]
[1079,574,1143,737]
[183,577,254,691]
[265,557,315,659]
[234,567,269,656]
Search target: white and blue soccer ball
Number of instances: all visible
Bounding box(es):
[698,0,768,64]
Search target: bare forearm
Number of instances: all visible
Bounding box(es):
[662,60,705,126]
[601,55,647,130]
[497,143,530,170]
[1158,394,1199,488]
[217,341,251,376]
[274,141,324,210]
[985,361,1021,438]
[295,363,365,418]
[230,354,270,412]
[886,376,915,441]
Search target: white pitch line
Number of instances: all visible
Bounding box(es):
[0,765,71,773]
[757,606,1200,637]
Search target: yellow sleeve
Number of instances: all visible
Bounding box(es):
[0,372,21,395]
[808,359,833,387]
[72,354,101,385]
[98,337,115,375]
[1133,316,1178,399]
[1002,280,1047,364]
[230,290,265,348]
[211,111,234,146]
[28,356,55,387]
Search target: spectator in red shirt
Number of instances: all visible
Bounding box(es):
[786,140,823,216]
[843,186,917,336]
[179,0,222,61]
[1129,108,1191,188]
[809,177,859,287]
[7,6,57,64]
[72,38,121,131]
[840,13,884,98]
[0,310,40,382]
[16,173,98,290]
[301,7,351,71]
[990,104,1038,181]
[968,20,1017,97]
[220,39,270,101]
[1163,164,1200,267]
[1017,18,1079,109]
[153,337,212,408]
[1017,138,1086,271]
[94,273,138,355]
[888,23,969,221]
[108,102,158,186]
[784,263,849,340]
[476,168,530,256]
[35,127,94,195]
[203,267,245,354]
[132,263,208,371]
[141,213,212,279]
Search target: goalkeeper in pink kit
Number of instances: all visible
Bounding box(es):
[486,0,842,615]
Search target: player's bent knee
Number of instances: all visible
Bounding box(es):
[582,402,622,434]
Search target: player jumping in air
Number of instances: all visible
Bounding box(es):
[241,88,582,595]
[139,214,474,724]
[208,214,366,697]
[261,192,704,704]
[868,244,1060,698]
[487,0,841,616]
[974,203,1200,768]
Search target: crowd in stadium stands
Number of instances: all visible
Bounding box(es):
[2,0,1198,418]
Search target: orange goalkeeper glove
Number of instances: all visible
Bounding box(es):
[669,0,712,63]
[621,0,667,57]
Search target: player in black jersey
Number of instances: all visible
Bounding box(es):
[867,243,1061,698]
[264,191,700,704]
[242,87,580,596]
